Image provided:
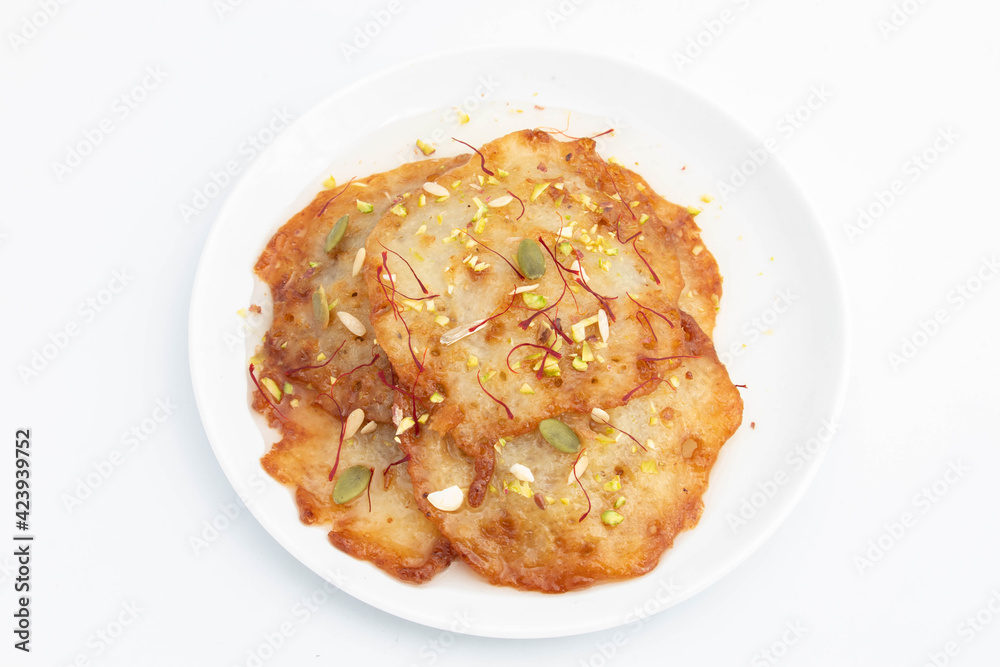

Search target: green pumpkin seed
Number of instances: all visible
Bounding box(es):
[312,286,330,328]
[516,238,546,280]
[333,465,372,505]
[324,215,349,253]
[539,418,580,454]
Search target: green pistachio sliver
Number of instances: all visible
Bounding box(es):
[312,286,330,328]
[324,215,349,253]
[614,496,626,509]
[516,238,546,279]
[601,510,624,526]
[538,418,581,454]
[260,377,282,402]
[521,292,547,310]
[333,465,372,505]
[356,200,374,213]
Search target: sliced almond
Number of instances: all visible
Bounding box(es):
[488,194,514,207]
[509,463,534,483]
[590,407,611,424]
[567,455,589,485]
[598,308,609,342]
[508,283,540,295]
[343,408,365,440]
[359,421,377,435]
[352,247,366,277]
[336,311,366,337]
[440,319,486,346]
[423,181,449,198]
[427,485,464,512]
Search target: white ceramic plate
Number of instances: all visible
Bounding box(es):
[189,47,850,639]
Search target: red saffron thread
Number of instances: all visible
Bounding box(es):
[249,363,285,420]
[451,137,495,176]
[507,190,525,220]
[285,340,346,375]
[477,369,513,419]
[316,177,356,218]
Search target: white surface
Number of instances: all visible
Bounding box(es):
[189,48,849,638]
[2,0,998,663]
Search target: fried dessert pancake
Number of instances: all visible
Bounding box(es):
[257,399,454,582]
[250,156,467,582]
[612,164,723,337]
[401,313,743,592]
[363,130,692,506]
[254,155,468,425]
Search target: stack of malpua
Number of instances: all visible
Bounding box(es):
[249,129,743,592]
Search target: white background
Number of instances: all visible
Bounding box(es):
[2,0,999,665]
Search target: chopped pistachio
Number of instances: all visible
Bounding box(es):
[571,357,588,371]
[282,382,293,395]
[356,200,373,213]
[521,292,547,310]
[390,204,407,217]
[416,139,436,155]
[603,475,622,492]
[640,460,659,474]
[434,315,450,327]
[530,182,550,202]
[395,416,415,435]
[312,286,330,328]
[686,206,702,216]
[519,383,535,395]
[417,413,429,424]
[638,213,649,225]
[429,392,445,404]
[260,377,282,402]
[614,496,626,509]
[467,355,478,368]
[601,510,624,526]
[418,193,426,207]
[322,175,337,189]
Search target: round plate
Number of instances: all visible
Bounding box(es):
[189,47,850,639]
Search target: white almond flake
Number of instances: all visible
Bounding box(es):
[508,283,540,295]
[568,455,589,485]
[590,407,611,424]
[359,421,377,435]
[571,259,591,282]
[336,311,366,337]
[488,194,514,207]
[391,405,403,426]
[440,319,487,346]
[427,485,464,512]
[352,247,366,277]
[645,439,658,450]
[598,309,609,342]
[423,181,449,197]
[395,416,415,436]
[343,408,365,440]
[509,463,535,483]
